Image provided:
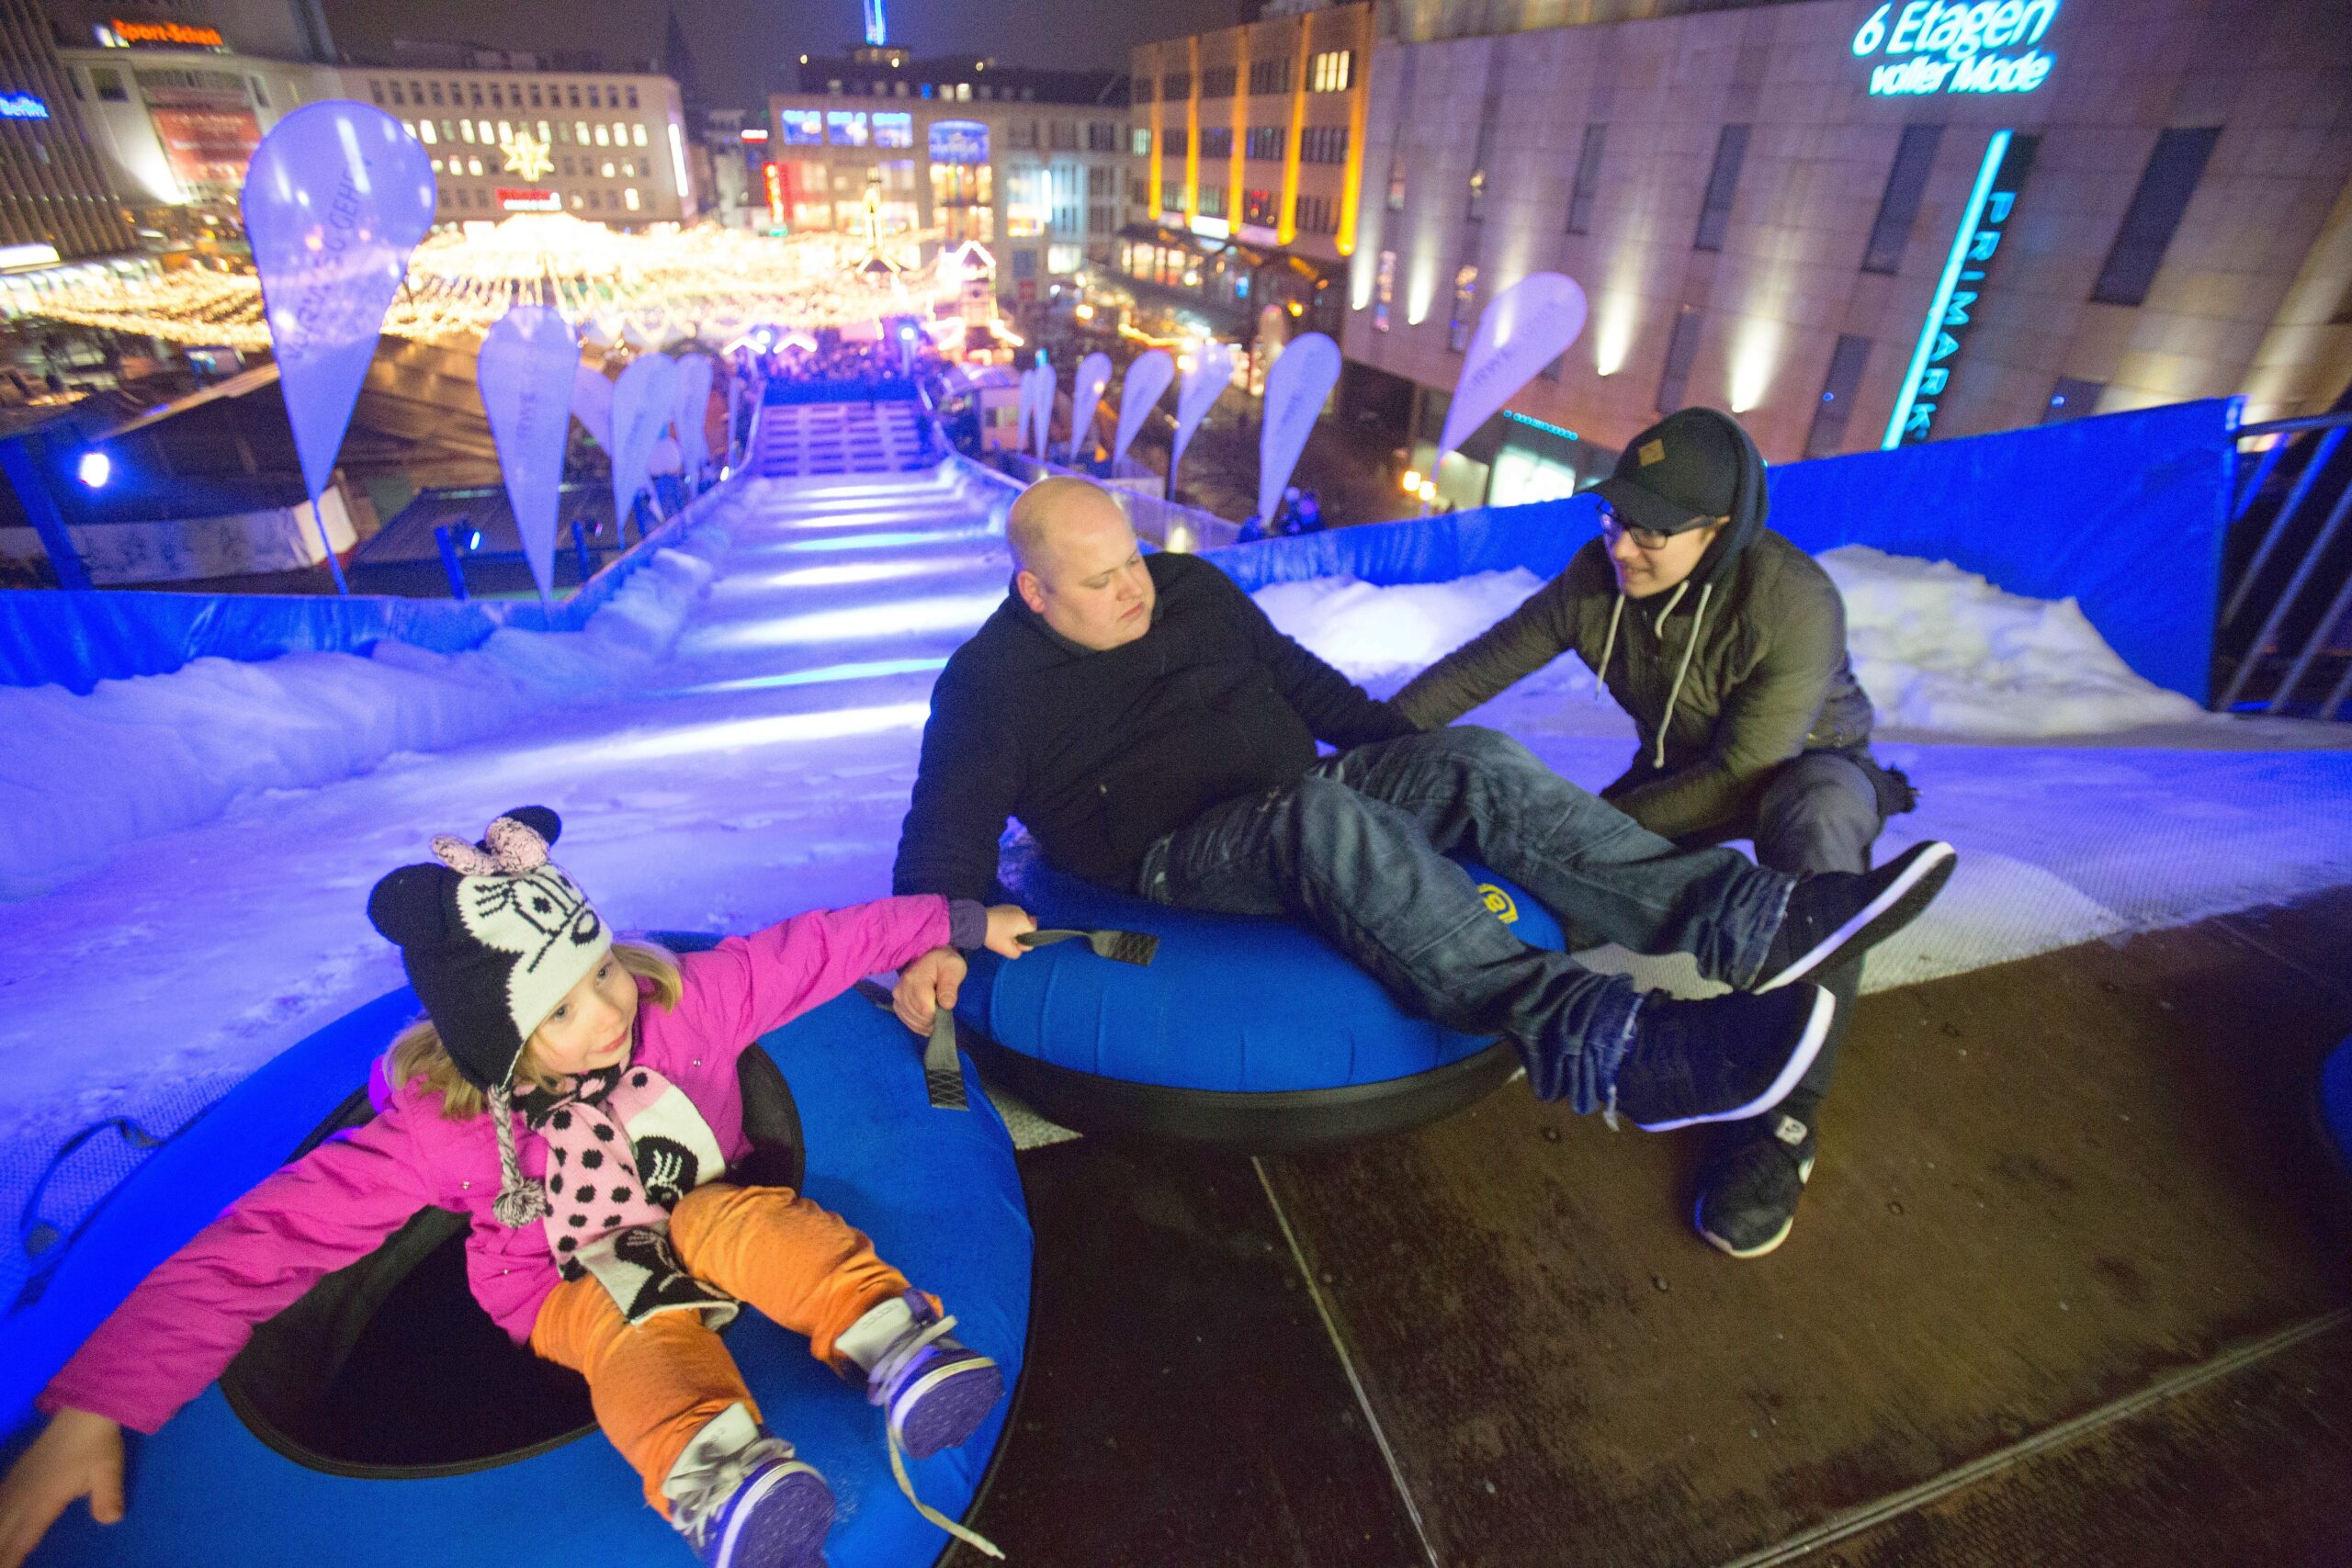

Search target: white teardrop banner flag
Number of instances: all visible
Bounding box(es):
[610,352,679,536]
[1069,351,1112,465]
[242,100,436,593]
[571,362,615,451]
[1111,349,1174,471]
[1435,271,1589,468]
[673,353,716,479]
[1016,367,1040,460]
[1028,363,1056,460]
[477,305,581,609]
[1256,333,1341,529]
[1167,340,1238,501]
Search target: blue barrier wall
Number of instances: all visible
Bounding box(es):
[0,479,731,694]
[1208,399,2234,703]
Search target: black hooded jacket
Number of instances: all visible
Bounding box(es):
[893,551,1416,901]
[1393,409,1875,840]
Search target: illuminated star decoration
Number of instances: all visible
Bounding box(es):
[500,130,553,182]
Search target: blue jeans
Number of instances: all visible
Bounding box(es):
[1681,750,1886,1107]
[1135,727,1794,1111]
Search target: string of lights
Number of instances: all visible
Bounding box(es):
[5,216,959,354]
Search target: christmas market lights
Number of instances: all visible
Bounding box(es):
[3,215,956,354]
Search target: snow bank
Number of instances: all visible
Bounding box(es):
[1253,569,1553,680]
[1818,546,2209,737]
[1255,549,2211,740]
[0,525,728,899]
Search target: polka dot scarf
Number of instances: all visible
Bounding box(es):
[514,1062,739,1326]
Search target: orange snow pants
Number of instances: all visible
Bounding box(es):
[527,1181,908,1516]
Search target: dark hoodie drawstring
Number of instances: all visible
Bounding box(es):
[1657,581,1713,769]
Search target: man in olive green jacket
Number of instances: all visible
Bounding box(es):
[1394,407,1914,1259]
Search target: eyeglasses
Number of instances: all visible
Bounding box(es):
[1596,499,1672,552]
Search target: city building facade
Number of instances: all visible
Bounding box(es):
[769,48,1132,308]
[357,58,698,227]
[1116,1,1372,347]
[0,0,137,263]
[1348,0,2352,507]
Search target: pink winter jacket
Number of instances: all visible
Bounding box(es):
[39,896,954,1436]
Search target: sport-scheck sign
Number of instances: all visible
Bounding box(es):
[1852,0,2059,96]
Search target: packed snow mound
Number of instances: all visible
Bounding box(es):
[1254,550,2211,740]
[1253,568,1553,680]
[1817,546,2209,738]
[0,528,727,900]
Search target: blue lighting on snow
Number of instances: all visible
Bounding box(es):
[75,449,110,489]
[672,657,950,696]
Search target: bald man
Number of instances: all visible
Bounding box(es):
[890,478,1953,1134]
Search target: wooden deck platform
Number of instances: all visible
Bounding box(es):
[951,888,2352,1567]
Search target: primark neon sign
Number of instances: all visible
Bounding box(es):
[1883,129,2038,448]
[1853,0,2058,96]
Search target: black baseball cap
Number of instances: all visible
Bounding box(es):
[1593,409,1742,536]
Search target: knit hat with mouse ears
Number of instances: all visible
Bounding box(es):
[368,807,610,1225]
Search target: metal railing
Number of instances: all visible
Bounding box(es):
[2214,409,2352,719]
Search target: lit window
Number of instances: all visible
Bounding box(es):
[1310,51,1353,93]
[603,160,616,177]
[625,187,640,210]
[459,119,476,142]
[613,121,628,144]
[1449,265,1478,352]
[576,119,590,143]
[469,156,484,175]
[594,124,610,146]
[497,120,512,142]
[632,123,647,146]
[476,120,492,143]
[418,119,436,144]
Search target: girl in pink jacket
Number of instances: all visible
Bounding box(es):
[0,807,1033,1568]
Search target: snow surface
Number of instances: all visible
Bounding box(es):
[0,524,731,901]
[1260,547,2222,740]
[1253,554,2352,1002]
[3,468,2350,1310]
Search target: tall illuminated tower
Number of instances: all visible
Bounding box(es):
[864,0,887,47]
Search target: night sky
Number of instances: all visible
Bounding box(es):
[322,0,1251,114]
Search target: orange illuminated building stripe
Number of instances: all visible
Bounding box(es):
[1147,46,1164,216]
[1228,37,1247,232]
[1335,13,1368,257]
[1276,14,1308,245]
[1182,36,1201,222]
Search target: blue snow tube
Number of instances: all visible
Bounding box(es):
[8,933,1029,1568]
[2322,1035,2352,1180]
[954,843,1567,1148]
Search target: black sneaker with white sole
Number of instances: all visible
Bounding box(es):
[1694,1107,1817,1258]
[1607,985,1836,1133]
[1753,840,1957,994]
